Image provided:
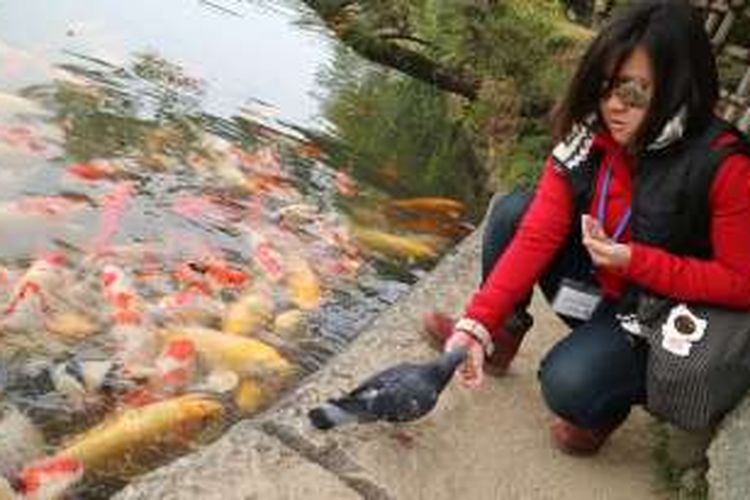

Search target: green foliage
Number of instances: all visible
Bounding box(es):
[318,47,484,208]
[315,0,588,196]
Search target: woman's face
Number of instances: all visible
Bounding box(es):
[599,46,654,146]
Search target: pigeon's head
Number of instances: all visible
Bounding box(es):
[432,346,468,386]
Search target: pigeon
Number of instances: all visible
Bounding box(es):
[308,346,467,430]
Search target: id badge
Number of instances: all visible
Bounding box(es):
[551,278,602,321]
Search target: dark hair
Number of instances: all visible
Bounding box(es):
[551,0,719,149]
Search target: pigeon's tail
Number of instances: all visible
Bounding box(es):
[308,402,357,430]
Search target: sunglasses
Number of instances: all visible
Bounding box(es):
[600,78,652,109]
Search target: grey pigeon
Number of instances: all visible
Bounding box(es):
[308,347,467,430]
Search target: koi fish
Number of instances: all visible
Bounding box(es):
[294,141,324,160]
[334,170,357,197]
[100,265,157,377]
[19,455,83,500]
[1,253,67,331]
[273,309,307,338]
[285,256,321,311]
[151,339,197,397]
[90,182,134,253]
[154,288,225,326]
[190,259,250,290]
[350,225,439,261]
[41,394,224,480]
[387,197,466,219]
[100,264,142,320]
[234,378,266,415]
[249,234,285,282]
[65,160,116,181]
[161,327,293,378]
[222,291,274,336]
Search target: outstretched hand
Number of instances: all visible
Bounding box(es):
[444,330,485,390]
[581,214,632,270]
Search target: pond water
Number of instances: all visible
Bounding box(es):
[0,1,484,497]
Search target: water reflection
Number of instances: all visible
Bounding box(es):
[0,29,481,496]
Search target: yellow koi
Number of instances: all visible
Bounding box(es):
[222,291,274,336]
[273,309,307,338]
[57,394,224,479]
[285,256,321,311]
[234,378,267,415]
[162,326,294,378]
[351,225,439,260]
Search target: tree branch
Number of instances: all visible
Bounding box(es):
[301,0,480,100]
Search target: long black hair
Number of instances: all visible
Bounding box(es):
[551,0,719,150]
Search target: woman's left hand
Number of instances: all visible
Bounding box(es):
[581,214,632,270]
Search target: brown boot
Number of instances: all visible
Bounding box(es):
[421,310,533,375]
[550,416,622,456]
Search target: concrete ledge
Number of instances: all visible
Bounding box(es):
[708,395,750,500]
[116,230,663,500]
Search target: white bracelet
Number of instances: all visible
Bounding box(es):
[455,318,495,357]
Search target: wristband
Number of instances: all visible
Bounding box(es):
[455,318,495,357]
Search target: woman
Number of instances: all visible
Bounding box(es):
[424,0,750,455]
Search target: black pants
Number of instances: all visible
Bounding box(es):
[483,190,647,428]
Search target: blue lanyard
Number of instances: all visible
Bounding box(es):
[596,164,631,242]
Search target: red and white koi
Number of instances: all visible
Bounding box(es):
[154,287,225,326]
[2,253,67,324]
[151,339,197,396]
[18,455,84,500]
[248,234,285,283]
[100,265,156,377]
[90,182,134,253]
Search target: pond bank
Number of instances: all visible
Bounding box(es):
[114,228,666,500]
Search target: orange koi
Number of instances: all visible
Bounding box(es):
[66,160,116,181]
[387,197,466,219]
[19,455,84,500]
[294,142,324,160]
[193,259,250,289]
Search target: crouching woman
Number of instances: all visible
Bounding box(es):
[424,0,750,455]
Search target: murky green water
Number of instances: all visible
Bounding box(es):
[0,1,484,497]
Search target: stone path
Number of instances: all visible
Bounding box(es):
[116,230,668,500]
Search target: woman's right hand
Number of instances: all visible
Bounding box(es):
[444,329,485,389]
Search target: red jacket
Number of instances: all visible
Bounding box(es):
[464,131,750,340]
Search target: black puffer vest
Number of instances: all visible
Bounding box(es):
[564,117,750,313]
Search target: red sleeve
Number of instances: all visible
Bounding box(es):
[625,153,750,308]
[463,158,575,338]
